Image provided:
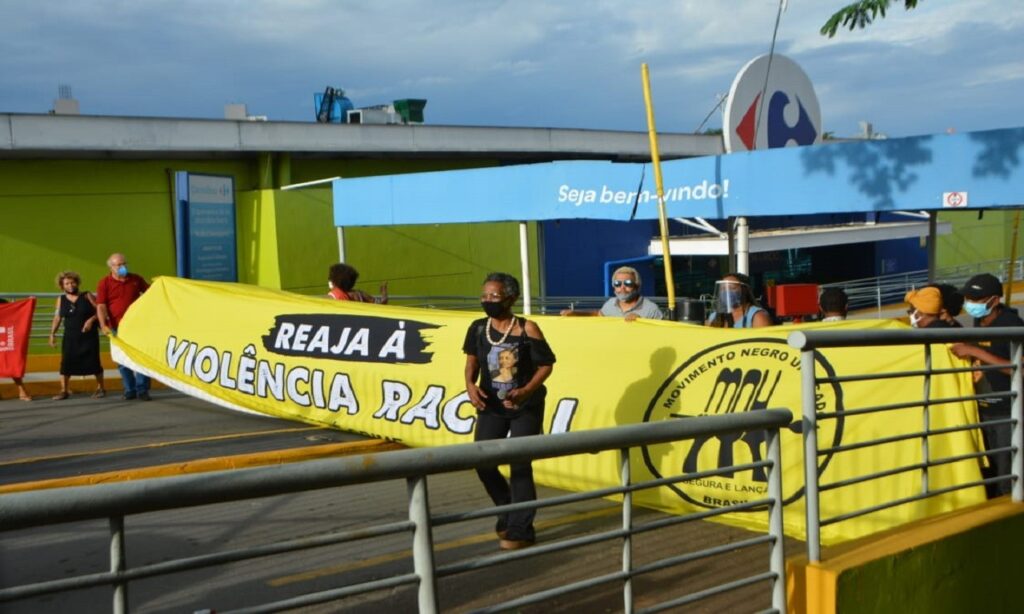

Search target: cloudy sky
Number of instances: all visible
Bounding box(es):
[1,1,1021,138]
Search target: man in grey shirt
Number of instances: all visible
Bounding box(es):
[561,266,664,321]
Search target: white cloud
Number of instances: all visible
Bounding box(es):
[400,76,457,87]
[0,0,1022,135]
[488,60,542,76]
[791,0,1024,53]
[963,61,1024,88]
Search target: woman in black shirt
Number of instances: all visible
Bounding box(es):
[463,272,555,550]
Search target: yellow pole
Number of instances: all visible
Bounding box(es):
[1006,210,1021,306]
[641,64,677,313]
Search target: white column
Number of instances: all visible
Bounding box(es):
[736,216,750,275]
[519,222,532,315]
[927,211,937,283]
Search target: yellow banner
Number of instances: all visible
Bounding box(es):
[114,277,986,544]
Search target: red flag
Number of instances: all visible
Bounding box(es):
[0,297,36,379]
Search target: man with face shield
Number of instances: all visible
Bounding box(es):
[707,273,772,328]
[560,266,664,321]
[950,273,1024,497]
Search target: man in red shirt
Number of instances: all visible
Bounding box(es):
[97,252,151,400]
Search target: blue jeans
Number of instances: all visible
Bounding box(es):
[118,364,150,396]
[112,328,150,396]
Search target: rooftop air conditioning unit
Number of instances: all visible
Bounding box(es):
[346,107,394,125]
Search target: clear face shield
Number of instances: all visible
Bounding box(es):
[713,279,746,314]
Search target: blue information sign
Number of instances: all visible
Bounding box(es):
[174,173,238,281]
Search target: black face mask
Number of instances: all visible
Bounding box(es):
[481,301,507,318]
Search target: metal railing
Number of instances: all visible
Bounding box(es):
[820,257,1024,313]
[387,258,1024,316]
[788,327,1024,562]
[0,409,791,614]
[385,294,678,316]
[0,292,113,355]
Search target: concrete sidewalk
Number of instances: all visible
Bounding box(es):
[1,352,167,400]
[1,368,145,400]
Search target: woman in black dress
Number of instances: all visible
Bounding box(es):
[463,272,555,550]
[48,271,104,399]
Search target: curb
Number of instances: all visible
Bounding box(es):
[1,371,168,400]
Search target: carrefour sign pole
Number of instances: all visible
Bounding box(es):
[641,64,677,313]
[723,53,823,277]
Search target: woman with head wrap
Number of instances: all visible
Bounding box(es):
[905,287,951,329]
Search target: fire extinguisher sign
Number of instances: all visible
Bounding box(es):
[943,191,968,208]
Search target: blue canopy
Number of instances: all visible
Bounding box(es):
[333,126,1024,226]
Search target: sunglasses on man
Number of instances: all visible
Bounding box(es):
[612,279,636,288]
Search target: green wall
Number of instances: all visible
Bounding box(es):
[288,158,490,184]
[344,222,543,297]
[0,156,537,300]
[0,159,253,292]
[236,189,282,288]
[272,187,336,294]
[837,512,1024,613]
[937,209,1019,269]
[267,186,542,297]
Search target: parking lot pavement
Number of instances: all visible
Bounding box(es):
[0,389,386,487]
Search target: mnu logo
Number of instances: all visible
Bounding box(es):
[734,91,818,151]
[641,338,844,510]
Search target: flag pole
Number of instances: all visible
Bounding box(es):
[1006,210,1021,306]
[641,63,677,313]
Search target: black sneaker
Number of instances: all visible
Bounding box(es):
[138,392,151,401]
[123,391,138,400]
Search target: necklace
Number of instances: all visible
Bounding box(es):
[485,316,516,346]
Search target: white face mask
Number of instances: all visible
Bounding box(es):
[909,311,923,328]
[328,281,335,290]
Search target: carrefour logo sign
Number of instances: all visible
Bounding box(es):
[188,174,235,205]
[723,53,822,153]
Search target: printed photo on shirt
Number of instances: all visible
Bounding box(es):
[488,345,518,399]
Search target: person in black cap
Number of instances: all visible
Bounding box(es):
[951,273,1024,497]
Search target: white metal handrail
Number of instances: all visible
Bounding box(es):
[788,327,1024,562]
[0,409,792,613]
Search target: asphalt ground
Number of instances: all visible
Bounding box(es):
[0,390,798,613]
[0,388,383,487]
